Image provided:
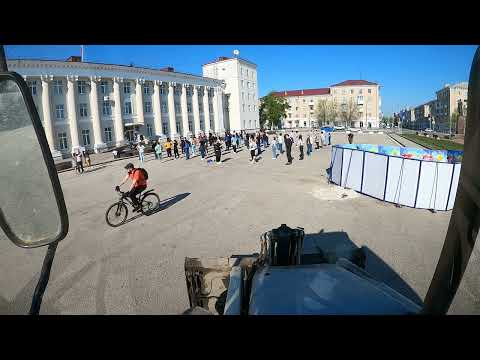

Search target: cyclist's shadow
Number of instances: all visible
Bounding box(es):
[123,192,191,225]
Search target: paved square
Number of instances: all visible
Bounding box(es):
[0,132,478,314]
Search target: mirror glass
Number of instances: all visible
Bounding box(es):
[0,77,62,246]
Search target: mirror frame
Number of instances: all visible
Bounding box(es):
[0,71,69,248]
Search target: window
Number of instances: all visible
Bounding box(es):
[53,80,63,95]
[254,105,256,111]
[242,104,245,112]
[104,127,113,142]
[188,120,193,131]
[147,124,153,137]
[79,103,88,117]
[241,80,244,88]
[161,102,167,113]
[209,104,213,113]
[187,104,192,113]
[58,132,68,150]
[55,104,64,119]
[176,121,181,133]
[28,80,37,95]
[342,89,346,95]
[303,99,306,103]
[350,89,354,94]
[309,105,314,110]
[123,82,131,94]
[101,81,108,94]
[368,89,371,94]
[175,86,181,95]
[78,81,87,94]
[295,107,298,111]
[175,103,181,112]
[247,82,250,89]
[124,101,132,115]
[82,129,90,146]
[248,105,251,112]
[186,87,192,96]
[246,69,249,77]
[162,123,168,134]
[199,103,203,112]
[240,68,243,76]
[288,113,291,118]
[144,85,151,95]
[144,101,152,113]
[248,93,251,101]
[102,101,111,116]
[242,92,245,100]
[304,121,307,126]
[160,86,165,95]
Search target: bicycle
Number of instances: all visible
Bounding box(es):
[105,188,160,227]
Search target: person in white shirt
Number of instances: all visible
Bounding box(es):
[298,135,304,160]
[137,143,145,165]
[271,136,278,159]
[277,133,284,154]
[249,134,257,163]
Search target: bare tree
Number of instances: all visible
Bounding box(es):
[339,98,360,128]
[315,99,337,126]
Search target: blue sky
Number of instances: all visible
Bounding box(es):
[5,45,477,116]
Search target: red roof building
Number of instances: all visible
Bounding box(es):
[272,88,330,97]
[330,80,378,87]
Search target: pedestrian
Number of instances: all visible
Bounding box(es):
[112,149,118,159]
[191,136,197,157]
[244,133,249,148]
[180,137,185,155]
[74,150,84,173]
[327,131,332,145]
[209,132,214,147]
[256,133,261,156]
[165,138,172,158]
[152,141,158,159]
[184,138,191,160]
[285,134,293,165]
[298,135,304,160]
[249,134,257,163]
[348,133,354,144]
[173,139,180,159]
[277,133,283,154]
[314,132,320,150]
[214,138,222,164]
[155,141,163,160]
[306,134,313,157]
[320,130,326,148]
[199,137,206,160]
[84,149,91,167]
[271,136,278,159]
[231,133,237,153]
[236,132,240,149]
[137,142,145,164]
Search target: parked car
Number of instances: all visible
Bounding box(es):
[321,126,335,132]
[425,128,434,132]
[334,126,345,131]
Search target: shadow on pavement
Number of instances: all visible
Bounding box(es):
[158,192,191,211]
[84,165,107,173]
[302,229,423,306]
[221,158,232,163]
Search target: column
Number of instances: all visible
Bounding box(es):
[213,86,225,134]
[180,84,189,137]
[192,85,201,136]
[203,86,211,134]
[89,76,106,153]
[153,80,163,137]
[135,78,145,125]
[66,75,80,150]
[167,82,177,139]
[113,77,125,145]
[40,75,62,159]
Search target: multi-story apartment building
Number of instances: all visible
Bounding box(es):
[202,56,259,132]
[8,54,257,158]
[273,80,381,129]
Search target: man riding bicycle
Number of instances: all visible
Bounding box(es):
[116,163,147,212]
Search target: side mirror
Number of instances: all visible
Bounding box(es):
[0,72,68,248]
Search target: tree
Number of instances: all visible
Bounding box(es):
[315,99,337,127]
[339,98,360,128]
[450,110,460,134]
[259,92,291,130]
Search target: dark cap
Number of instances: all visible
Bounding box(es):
[124,163,134,170]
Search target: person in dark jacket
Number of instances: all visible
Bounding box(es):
[285,134,293,165]
[173,139,180,159]
[214,138,222,164]
[180,137,185,155]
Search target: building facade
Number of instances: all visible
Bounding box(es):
[273,80,381,129]
[202,56,259,131]
[7,55,257,157]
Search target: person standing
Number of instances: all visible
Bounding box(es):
[199,137,206,160]
[74,150,84,174]
[285,134,293,165]
[320,130,326,148]
[249,134,257,163]
[137,142,145,165]
[165,138,172,158]
[214,138,222,164]
[84,149,91,167]
[191,136,197,157]
[348,132,354,144]
[256,133,261,156]
[184,138,191,160]
[328,130,332,145]
[236,132,240,149]
[152,141,158,159]
[271,136,278,160]
[314,132,320,150]
[173,139,180,159]
[306,134,313,157]
[180,137,185,155]
[298,135,304,160]
[277,132,283,154]
[155,141,163,160]
[231,133,237,153]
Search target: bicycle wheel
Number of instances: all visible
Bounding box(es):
[141,193,160,214]
[105,202,128,227]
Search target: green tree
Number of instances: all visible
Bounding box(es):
[339,98,360,128]
[315,99,337,127]
[259,92,290,130]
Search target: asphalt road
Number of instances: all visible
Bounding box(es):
[0,132,478,314]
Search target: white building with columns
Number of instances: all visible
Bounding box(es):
[6,55,241,158]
